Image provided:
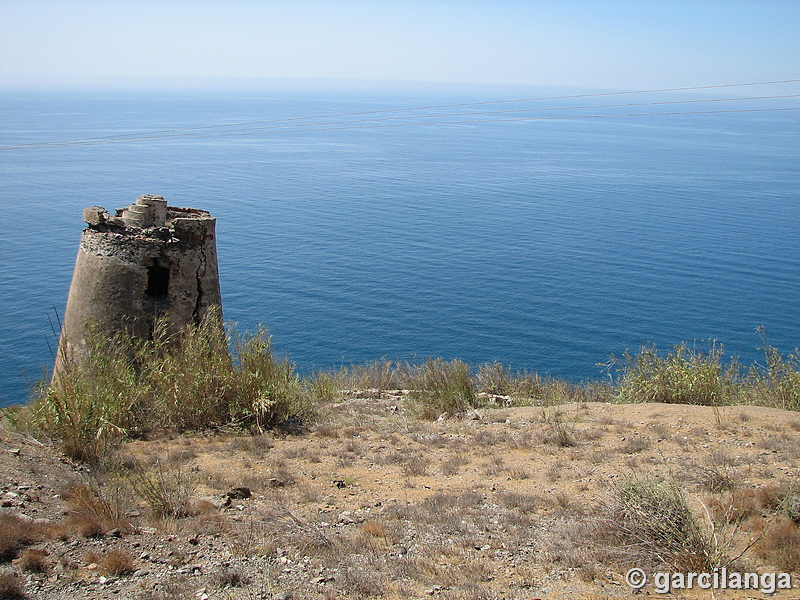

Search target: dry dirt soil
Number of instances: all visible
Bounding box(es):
[2,396,799,600]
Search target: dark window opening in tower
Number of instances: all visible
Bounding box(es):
[145,264,170,299]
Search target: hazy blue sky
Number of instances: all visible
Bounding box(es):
[1,0,798,91]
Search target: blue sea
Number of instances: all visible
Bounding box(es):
[1,86,799,407]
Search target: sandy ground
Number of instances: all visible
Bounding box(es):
[2,397,799,599]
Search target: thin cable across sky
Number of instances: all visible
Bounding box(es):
[2,79,799,150]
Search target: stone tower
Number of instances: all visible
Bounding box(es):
[54,195,222,376]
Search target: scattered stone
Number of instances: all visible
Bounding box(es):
[426,585,443,595]
[178,564,203,574]
[267,477,290,487]
[82,206,108,226]
[227,487,251,499]
[0,395,796,600]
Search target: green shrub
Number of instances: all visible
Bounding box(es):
[475,361,511,395]
[774,485,800,524]
[140,310,236,432]
[232,327,313,430]
[746,328,800,411]
[308,371,339,403]
[601,478,720,571]
[26,327,133,462]
[506,370,545,401]
[126,458,197,520]
[407,358,476,418]
[323,359,411,392]
[19,309,313,462]
[607,342,740,406]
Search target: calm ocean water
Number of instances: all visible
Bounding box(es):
[1,88,798,407]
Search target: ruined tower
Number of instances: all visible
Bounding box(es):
[55,195,222,376]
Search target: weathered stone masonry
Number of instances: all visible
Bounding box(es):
[55,195,222,377]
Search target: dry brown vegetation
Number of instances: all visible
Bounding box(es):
[3,396,800,599]
[0,570,28,600]
[1,327,798,598]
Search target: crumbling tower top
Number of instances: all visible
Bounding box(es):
[119,194,168,228]
[82,194,214,234]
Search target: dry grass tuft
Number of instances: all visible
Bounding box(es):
[692,465,736,493]
[496,491,540,514]
[0,570,28,600]
[440,454,468,476]
[708,490,762,524]
[17,548,49,573]
[126,458,197,519]
[213,567,251,588]
[64,512,105,538]
[186,499,218,517]
[360,520,387,539]
[541,410,576,447]
[755,516,800,571]
[598,477,719,571]
[618,435,651,454]
[62,480,133,538]
[99,549,135,576]
[401,453,430,477]
[0,514,41,562]
[338,566,387,598]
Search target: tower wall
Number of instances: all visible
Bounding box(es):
[54,195,222,377]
